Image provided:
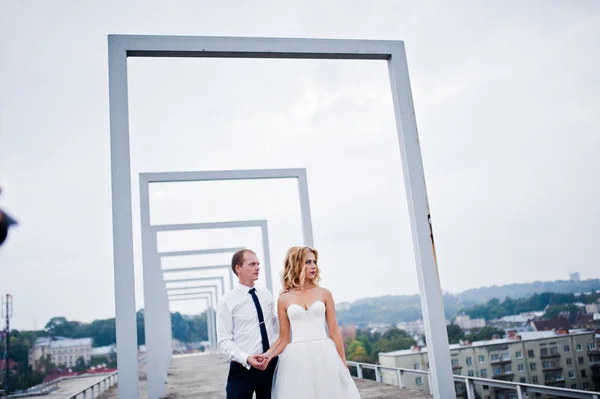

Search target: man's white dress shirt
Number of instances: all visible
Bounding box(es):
[216,283,279,369]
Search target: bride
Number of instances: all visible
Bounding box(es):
[256,246,360,398]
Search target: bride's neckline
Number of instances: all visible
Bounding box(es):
[287,300,325,312]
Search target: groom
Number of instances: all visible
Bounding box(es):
[216,249,279,399]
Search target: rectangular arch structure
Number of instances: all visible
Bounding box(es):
[166,281,220,349]
[167,285,218,348]
[109,34,453,399]
[166,276,226,295]
[161,280,219,392]
[161,247,242,291]
[168,294,216,352]
[140,168,314,248]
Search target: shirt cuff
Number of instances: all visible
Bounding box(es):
[239,351,251,369]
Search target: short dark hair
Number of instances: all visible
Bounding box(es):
[231,249,256,276]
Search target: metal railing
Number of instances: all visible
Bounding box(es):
[65,373,118,399]
[63,356,146,399]
[347,361,600,399]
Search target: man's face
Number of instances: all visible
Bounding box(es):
[236,252,260,283]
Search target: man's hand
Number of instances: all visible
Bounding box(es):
[247,354,267,370]
[255,354,271,371]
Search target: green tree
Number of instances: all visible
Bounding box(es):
[346,340,368,361]
[446,324,465,344]
[466,326,505,341]
[373,328,415,354]
[73,356,87,373]
[543,304,579,321]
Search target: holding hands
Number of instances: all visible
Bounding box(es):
[247,353,271,371]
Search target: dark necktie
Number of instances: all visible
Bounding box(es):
[249,288,270,352]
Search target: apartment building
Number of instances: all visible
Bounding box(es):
[29,336,93,371]
[379,329,599,398]
[455,315,486,330]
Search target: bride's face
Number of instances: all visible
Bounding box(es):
[304,251,317,281]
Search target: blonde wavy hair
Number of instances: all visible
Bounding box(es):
[281,246,321,292]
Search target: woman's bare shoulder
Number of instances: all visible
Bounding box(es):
[316,286,333,298]
[277,290,294,303]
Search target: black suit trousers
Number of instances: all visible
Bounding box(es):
[226,357,278,399]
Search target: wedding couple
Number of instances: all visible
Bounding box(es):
[216,247,361,399]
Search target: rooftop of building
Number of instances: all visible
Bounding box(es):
[493,311,545,323]
[380,329,595,357]
[531,317,571,331]
[91,344,116,356]
[36,336,93,348]
[575,313,600,324]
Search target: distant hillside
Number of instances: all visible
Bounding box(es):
[457,279,600,306]
[337,279,600,327]
[337,293,459,326]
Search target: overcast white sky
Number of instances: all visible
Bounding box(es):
[1,1,599,330]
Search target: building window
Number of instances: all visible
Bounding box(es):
[569,371,576,379]
[451,359,459,368]
[544,371,564,382]
[542,361,550,369]
[478,355,485,364]
[491,353,499,362]
[530,363,536,371]
[567,358,572,366]
[550,346,558,355]
[466,357,472,366]
[588,343,597,350]
[508,392,517,399]
[532,376,539,383]
[413,364,420,370]
[480,369,487,378]
[501,352,510,361]
[493,367,502,376]
[581,370,587,378]
[576,344,582,352]
[416,377,422,385]
[520,377,526,383]
[564,345,571,353]
[468,370,474,377]
[528,349,535,358]
[583,383,589,390]
[540,348,548,357]
[578,357,584,364]
[516,351,522,359]
[497,394,505,399]
[505,364,512,373]
[518,364,525,372]
[571,384,577,389]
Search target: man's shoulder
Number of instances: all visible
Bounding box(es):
[255,286,275,299]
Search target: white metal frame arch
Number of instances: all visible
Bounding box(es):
[167,285,219,348]
[165,281,221,348]
[109,35,453,399]
[168,293,215,352]
[160,278,222,393]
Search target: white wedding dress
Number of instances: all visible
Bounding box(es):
[271,300,361,398]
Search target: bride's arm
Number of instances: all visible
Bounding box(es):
[324,289,348,367]
[263,297,290,361]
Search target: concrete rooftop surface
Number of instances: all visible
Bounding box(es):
[99,352,433,398]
